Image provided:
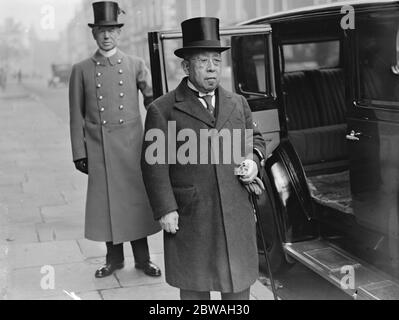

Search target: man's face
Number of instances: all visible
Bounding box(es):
[182,51,222,93]
[92,26,121,51]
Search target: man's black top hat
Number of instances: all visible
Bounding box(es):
[88,1,124,28]
[174,17,230,58]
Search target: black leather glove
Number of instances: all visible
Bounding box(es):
[74,158,88,175]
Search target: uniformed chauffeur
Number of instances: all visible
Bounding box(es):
[69,1,161,278]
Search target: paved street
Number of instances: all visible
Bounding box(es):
[0,80,273,300]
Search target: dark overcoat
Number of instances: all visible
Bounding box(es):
[141,79,266,293]
[69,49,161,244]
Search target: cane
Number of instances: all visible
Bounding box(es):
[250,193,279,301]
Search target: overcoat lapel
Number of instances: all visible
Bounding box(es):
[216,86,237,130]
[174,79,216,128]
[91,50,107,66]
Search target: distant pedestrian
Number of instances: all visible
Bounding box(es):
[17,69,22,84]
[69,1,161,279]
[0,68,7,91]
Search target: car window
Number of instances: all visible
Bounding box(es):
[231,34,271,97]
[283,41,340,72]
[357,17,399,106]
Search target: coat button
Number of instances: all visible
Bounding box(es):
[102,120,107,125]
[120,93,124,98]
[119,105,124,110]
[118,69,123,74]
[97,83,102,88]
[98,96,103,100]
[96,61,100,66]
[117,59,122,64]
[100,107,105,112]
[97,72,102,77]
[119,80,124,86]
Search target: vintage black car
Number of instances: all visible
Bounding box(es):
[148,0,399,299]
[48,64,71,88]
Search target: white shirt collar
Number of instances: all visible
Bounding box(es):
[187,79,215,97]
[99,47,117,58]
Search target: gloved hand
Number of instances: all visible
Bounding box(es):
[236,162,265,196]
[74,158,88,175]
[238,159,259,184]
[244,177,266,196]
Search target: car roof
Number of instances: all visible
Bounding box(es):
[240,0,399,25]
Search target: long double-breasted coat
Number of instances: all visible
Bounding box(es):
[141,78,266,293]
[69,49,160,244]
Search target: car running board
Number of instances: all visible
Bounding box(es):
[283,239,399,300]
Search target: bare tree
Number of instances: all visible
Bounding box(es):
[0,18,28,68]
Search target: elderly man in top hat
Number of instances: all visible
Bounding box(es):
[69,1,161,279]
[141,17,267,300]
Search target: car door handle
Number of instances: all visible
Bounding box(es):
[346,130,370,141]
[346,131,360,141]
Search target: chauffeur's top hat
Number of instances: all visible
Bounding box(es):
[88,1,124,28]
[174,17,230,58]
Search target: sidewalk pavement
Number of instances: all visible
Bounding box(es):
[0,82,274,300]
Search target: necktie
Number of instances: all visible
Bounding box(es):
[200,95,215,116]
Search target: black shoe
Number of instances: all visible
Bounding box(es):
[95,262,124,278]
[135,261,162,277]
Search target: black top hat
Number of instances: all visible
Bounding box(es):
[88,1,124,28]
[174,17,230,58]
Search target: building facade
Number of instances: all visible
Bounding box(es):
[64,0,350,66]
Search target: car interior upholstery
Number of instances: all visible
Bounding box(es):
[283,67,352,214]
[283,68,348,171]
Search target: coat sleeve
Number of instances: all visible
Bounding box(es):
[136,58,153,109]
[241,95,267,169]
[141,102,178,221]
[69,64,87,161]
